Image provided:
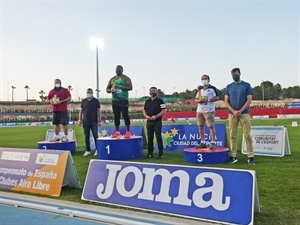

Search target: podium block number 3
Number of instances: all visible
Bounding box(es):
[197,153,203,162]
[106,145,110,154]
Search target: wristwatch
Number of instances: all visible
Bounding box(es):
[208,99,210,102]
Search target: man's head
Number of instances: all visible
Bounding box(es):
[86,88,93,99]
[149,87,158,98]
[231,68,241,82]
[201,74,210,86]
[116,65,123,76]
[54,79,61,89]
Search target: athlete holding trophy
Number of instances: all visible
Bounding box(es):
[106,65,133,139]
[195,74,219,150]
[47,79,71,142]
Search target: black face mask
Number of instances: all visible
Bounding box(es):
[116,71,122,76]
[150,93,157,97]
[54,87,62,91]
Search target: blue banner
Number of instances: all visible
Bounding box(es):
[82,160,258,225]
[161,124,227,151]
[287,102,300,108]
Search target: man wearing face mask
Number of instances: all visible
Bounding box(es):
[106,65,133,139]
[78,88,101,156]
[195,74,219,150]
[47,79,71,142]
[143,87,166,158]
[224,67,255,165]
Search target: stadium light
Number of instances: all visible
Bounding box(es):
[90,37,104,100]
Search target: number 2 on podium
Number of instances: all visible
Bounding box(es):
[106,145,110,154]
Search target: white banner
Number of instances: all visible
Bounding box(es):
[242,126,291,157]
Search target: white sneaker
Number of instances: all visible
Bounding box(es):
[50,135,60,142]
[94,150,97,156]
[61,135,68,142]
[83,151,91,156]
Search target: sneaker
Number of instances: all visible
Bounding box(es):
[209,143,216,150]
[124,131,131,139]
[111,131,121,138]
[248,157,255,165]
[196,143,206,149]
[83,151,91,156]
[148,154,153,158]
[50,135,60,142]
[158,154,164,159]
[229,157,238,164]
[94,150,97,156]
[61,135,68,142]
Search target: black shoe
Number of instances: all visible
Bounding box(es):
[247,157,255,165]
[228,156,238,164]
[158,154,163,159]
[148,154,153,158]
[196,143,207,149]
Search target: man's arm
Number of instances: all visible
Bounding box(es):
[78,108,83,125]
[97,107,101,126]
[224,95,235,114]
[239,95,252,113]
[106,78,113,93]
[60,96,71,104]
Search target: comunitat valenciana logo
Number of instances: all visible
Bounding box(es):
[95,163,231,211]
[36,154,59,165]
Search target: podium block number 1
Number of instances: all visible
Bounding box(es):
[106,145,110,154]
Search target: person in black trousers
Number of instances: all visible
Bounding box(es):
[78,88,101,156]
[143,87,166,158]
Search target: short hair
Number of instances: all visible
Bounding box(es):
[87,88,93,92]
[116,65,123,69]
[54,79,61,83]
[149,86,157,91]
[231,68,241,74]
[201,74,210,81]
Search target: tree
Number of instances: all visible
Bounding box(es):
[39,90,46,102]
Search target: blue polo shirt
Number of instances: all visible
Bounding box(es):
[224,81,253,114]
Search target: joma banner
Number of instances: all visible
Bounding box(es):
[82,160,260,225]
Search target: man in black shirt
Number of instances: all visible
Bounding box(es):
[143,87,166,158]
[78,88,101,156]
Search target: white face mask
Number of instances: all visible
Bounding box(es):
[55,83,61,88]
[201,79,209,86]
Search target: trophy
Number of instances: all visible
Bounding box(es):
[52,94,59,104]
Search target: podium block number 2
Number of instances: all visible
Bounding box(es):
[106,145,110,154]
[43,146,47,150]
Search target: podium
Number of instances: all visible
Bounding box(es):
[97,136,143,160]
[37,141,76,154]
[184,147,228,164]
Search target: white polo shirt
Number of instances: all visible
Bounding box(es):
[195,84,218,113]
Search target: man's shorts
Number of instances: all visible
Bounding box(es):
[196,112,215,127]
[52,112,69,125]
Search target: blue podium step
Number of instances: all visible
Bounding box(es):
[97,136,143,160]
[37,141,76,154]
[184,147,228,164]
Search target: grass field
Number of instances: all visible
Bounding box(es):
[0,118,300,225]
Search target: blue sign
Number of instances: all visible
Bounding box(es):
[161,124,227,151]
[82,160,259,225]
[287,102,300,108]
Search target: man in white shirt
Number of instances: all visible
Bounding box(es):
[195,74,219,150]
